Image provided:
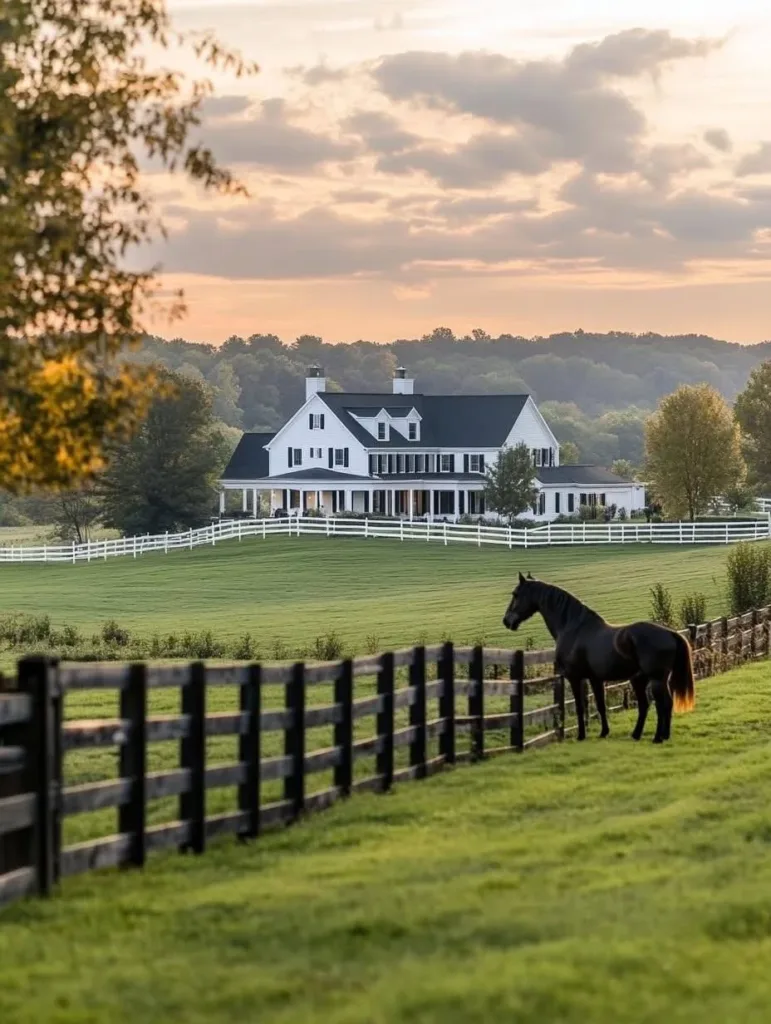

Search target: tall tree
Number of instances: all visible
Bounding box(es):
[734,360,771,489]
[483,443,538,523]
[644,384,745,521]
[0,1,257,492]
[99,370,228,534]
[611,459,637,480]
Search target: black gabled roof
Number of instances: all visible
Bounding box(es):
[317,392,529,448]
[536,466,636,486]
[267,469,372,482]
[221,432,273,480]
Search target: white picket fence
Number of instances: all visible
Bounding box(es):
[1,514,771,564]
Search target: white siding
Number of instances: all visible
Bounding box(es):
[266,395,369,476]
[501,397,559,466]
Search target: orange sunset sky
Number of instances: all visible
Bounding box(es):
[140,0,771,345]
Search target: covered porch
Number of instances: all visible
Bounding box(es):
[219,479,488,522]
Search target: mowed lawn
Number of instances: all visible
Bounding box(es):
[0,536,744,653]
[2,662,771,1023]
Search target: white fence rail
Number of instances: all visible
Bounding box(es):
[1,514,771,564]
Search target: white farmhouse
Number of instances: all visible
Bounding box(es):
[219,366,646,523]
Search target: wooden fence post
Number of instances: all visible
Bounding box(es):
[409,646,427,780]
[18,657,59,897]
[119,663,147,868]
[469,645,485,761]
[376,652,394,790]
[238,664,262,839]
[180,662,206,855]
[510,650,524,751]
[438,641,456,765]
[688,624,698,678]
[334,658,354,797]
[284,662,306,820]
[554,675,566,740]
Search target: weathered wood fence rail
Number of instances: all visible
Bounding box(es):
[1,607,768,911]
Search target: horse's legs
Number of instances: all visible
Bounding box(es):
[567,676,586,740]
[650,677,673,744]
[588,677,609,738]
[630,673,650,740]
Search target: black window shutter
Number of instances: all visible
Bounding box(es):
[463,454,469,473]
[309,413,313,430]
[328,447,333,468]
[320,414,325,429]
[288,447,293,468]
[344,448,349,468]
[450,454,455,473]
[479,454,485,472]
[459,491,465,515]
[549,448,554,466]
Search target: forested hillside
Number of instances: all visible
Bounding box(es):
[133,328,771,466]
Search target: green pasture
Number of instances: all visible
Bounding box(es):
[0,535,745,656]
[2,661,771,1023]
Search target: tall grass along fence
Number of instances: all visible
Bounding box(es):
[1,606,768,911]
[3,514,771,565]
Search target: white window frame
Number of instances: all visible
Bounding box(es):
[334,448,345,466]
[310,414,322,430]
[293,448,302,466]
[469,454,482,473]
[440,454,452,473]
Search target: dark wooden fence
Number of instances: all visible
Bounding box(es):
[1,606,768,911]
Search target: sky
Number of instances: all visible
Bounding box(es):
[138,0,771,344]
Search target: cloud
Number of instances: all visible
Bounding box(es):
[736,142,771,177]
[564,28,723,81]
[369,30,723,180]
[341,110,421,155]
[703,128,733,153]
[193,96,359,173]
[285,62,351,86]
[147,174,771,285]
[375,130,550,188]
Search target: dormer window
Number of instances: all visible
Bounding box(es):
[377,422,386,440]
[408,422,417,440]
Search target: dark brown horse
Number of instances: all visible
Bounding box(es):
[502,573,695,743]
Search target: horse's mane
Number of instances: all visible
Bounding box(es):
[532,579,604,627]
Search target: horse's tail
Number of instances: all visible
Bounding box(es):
[670,632,696,713]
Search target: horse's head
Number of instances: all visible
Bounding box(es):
[502,572,539,632]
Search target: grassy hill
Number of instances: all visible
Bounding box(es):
[0,536,742,658]
[1,660,771,1023]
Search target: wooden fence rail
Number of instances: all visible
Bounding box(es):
[1,606,769,911]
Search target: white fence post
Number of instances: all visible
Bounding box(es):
[443,522,447,546]
[400,519,404,542]
[72,541,75,564]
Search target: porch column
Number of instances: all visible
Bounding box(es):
[409,488,414,522]
[344,488,352,512]
[242,488,248,512]
[455,484,460,522]
[252,488,258,518]
[429,488,435,522]
[219,490,225,515]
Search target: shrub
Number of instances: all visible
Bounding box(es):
[271,638,289,661]
[649,583,675,626]
[311,631,344,661]
[232,633,258,660]
[364,633,381,654]
[178,630,225,659]
[726,542,771,615]
[0,613,52,647]
[101,619,131,646]
[679,592,707,627]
